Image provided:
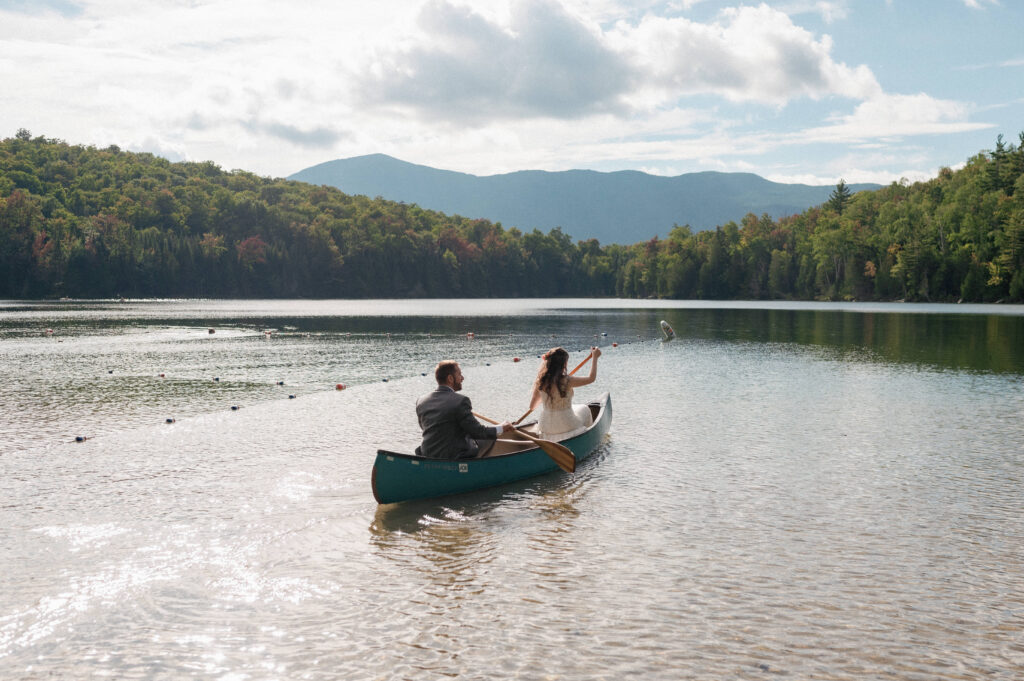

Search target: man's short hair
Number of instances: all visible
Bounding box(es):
[435,360,459,385]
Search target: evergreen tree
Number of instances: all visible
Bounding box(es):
[827,179,853,216]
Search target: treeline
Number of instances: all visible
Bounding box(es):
[1,129,1022,301]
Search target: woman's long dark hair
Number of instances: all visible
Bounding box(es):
[536,347,569,398]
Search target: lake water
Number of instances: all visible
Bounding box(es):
[2,299,1023,680]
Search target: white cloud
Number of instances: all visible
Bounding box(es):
[805,93,992,141]
[358,1,881,123]
[354,0,635,122]
[609,3,880,109]
[778,0,850,24]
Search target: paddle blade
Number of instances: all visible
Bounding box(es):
[542,441,576,473]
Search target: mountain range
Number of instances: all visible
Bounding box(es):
[288,154,880,245]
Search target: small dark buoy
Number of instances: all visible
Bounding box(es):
[166,418,175,424]
[108,370,113,374]
[231,405,239,411]
[159,373,165,378]
[382,378,388,382]
[208,328,215,334]
[602,332,607,336]
[289,394,295,399]
[421,372,427,376]
[486,362,490,366]
[75,436,86,442]
[276,381,284,386]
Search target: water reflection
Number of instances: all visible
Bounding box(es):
[661,307,1024,373]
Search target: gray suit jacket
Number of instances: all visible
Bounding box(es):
[415,386,498,459]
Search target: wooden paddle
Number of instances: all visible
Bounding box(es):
[569,349,595,377]
[515,349,596,424]
[474,412,576,473]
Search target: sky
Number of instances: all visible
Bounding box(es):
[1,0,1022,186]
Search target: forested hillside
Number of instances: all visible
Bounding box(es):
[2,129,1022,301]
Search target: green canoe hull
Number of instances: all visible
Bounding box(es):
[372,393,612,504]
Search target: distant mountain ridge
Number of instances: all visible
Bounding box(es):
[289,154,880,244]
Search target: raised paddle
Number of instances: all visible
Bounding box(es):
[569,349,595,376]
[515,348,596,424]
[473,412,576,473]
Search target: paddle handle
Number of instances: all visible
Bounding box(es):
[473,411,500,425]
[569,350,594,376]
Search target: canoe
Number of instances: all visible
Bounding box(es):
[372,393,612,504]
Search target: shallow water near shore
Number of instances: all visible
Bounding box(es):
[2,299,1023,679]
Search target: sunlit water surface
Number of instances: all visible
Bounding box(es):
[2,299,1023,680]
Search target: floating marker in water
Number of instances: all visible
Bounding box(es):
[421,372,427,376]
[382,378,388,382]
[208,328,215,334]
[75,436,86,442]
[466,332,475,338]
[486,362,490,366]
[336,383,346,390]
[166,418,175,424]
[108,370,113,374]
[159,373,165,378]
[289,394,296,399]
[513,357,521,362]
[214,377,220,382]
[277,381,284,385]
[612,342,618,347]
[231,405,239,411]
[660,320,676,340]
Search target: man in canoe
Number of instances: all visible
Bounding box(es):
[416,360,512,459]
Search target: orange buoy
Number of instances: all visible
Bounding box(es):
[159,373,165,378]
[612,342,618,347]
[513,357,520,362]
[467,332,475,338]
[336,383,346,390]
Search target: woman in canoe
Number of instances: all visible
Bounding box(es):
[529,346,601,438]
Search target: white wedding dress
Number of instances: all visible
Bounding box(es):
[537,386,593,439]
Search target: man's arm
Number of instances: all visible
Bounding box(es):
[456,396,502,439]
